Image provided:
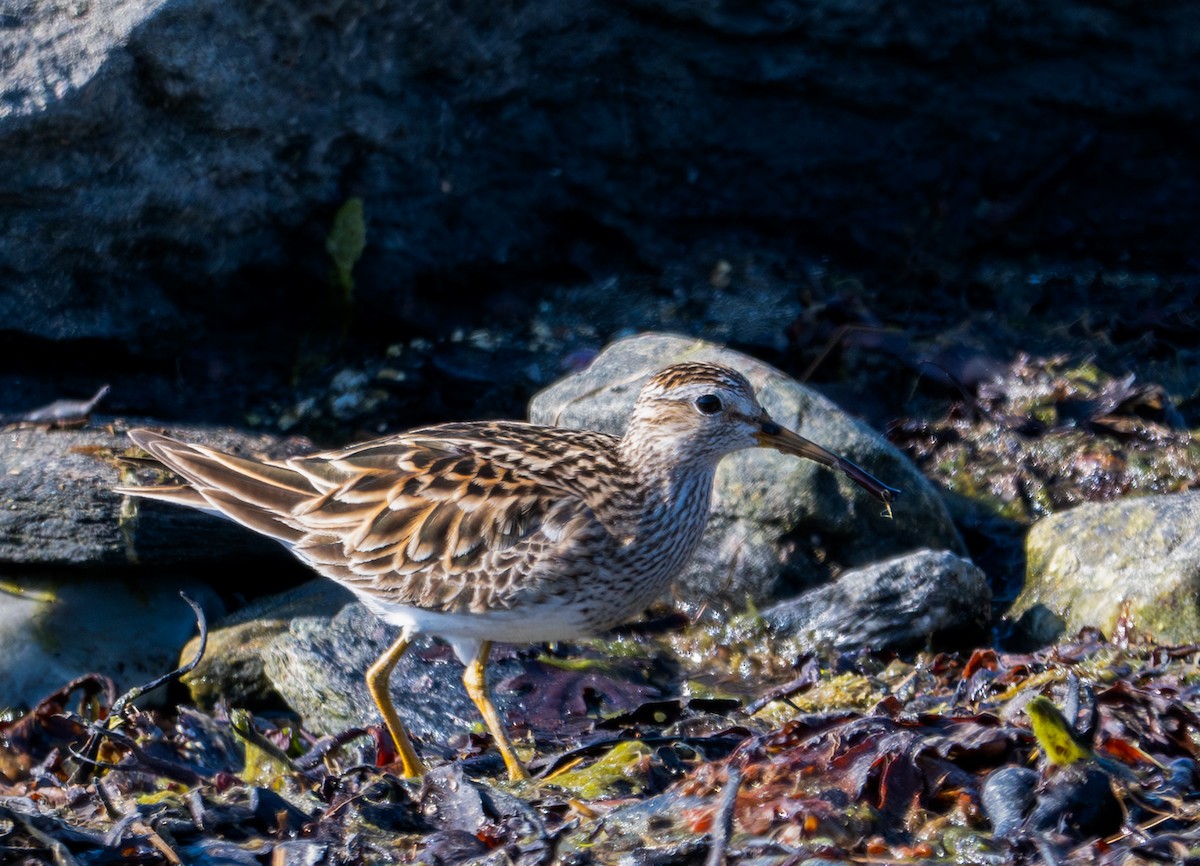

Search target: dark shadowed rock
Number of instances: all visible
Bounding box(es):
[0,422,312,569]
[260,596,527,749]
[761,549,991,652]
[178,580,351,713]
[530,333,965,606]
[3,0,1197,375]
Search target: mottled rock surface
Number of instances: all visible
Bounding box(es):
[260,598,527,750]
[180,580,663,759]
[0,422,312,569]
[179,580,351,713]
[531,333,965,605]
[4,0,1197,416]
[762,549,991,652]
[181,579,476,749]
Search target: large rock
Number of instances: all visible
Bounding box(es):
[261,595,528,748]
[530,333,965,606]
[1011,492,1200,645]
[2,0,1196,364]
[178,580,351,713]
[180,580,668,763]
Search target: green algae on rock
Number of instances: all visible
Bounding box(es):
[1012,491,1200,645]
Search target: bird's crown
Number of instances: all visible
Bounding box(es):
[642,362,754,396]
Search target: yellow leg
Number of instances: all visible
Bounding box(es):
[365,632,426,778]
[463,641,530,781]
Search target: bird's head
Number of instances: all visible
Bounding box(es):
[626,362,900,512]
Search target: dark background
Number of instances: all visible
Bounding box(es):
[2,0,1198,436]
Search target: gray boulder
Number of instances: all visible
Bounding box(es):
[762,549,991,651]
[1011,492,1200,645]
[180,579,526,749]
[529,333,965,606]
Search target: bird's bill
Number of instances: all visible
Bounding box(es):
[756,420,901,516]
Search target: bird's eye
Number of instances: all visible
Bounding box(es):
[694,394,723,415]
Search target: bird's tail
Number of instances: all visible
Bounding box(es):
[116,429,311,544]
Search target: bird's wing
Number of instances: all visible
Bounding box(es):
[120,425,626,613]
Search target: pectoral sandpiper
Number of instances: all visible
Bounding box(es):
[117,362,899,781]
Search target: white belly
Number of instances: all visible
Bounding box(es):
[354,589,606,663]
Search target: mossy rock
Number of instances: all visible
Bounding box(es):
[1012,492,1200,645]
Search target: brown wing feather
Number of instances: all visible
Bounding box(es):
[285,437,594,612]
[118,430,312,544]
[119,424,630,614]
